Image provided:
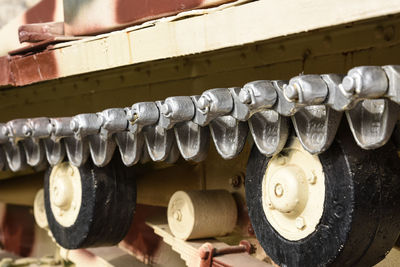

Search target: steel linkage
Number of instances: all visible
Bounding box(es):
[1,65,399,171]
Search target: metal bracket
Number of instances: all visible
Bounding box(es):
[144,124,178,162]
[272,80,298,116]
[157,96,209,162]
[115,130,144,166]
[64,137,89,167]
[192,89,233,126]
[191,88,248,159]
[249,110,289,156]
[0,120,29,171]
[342,66,388,99]
[292,106,342,154]
[141,102,179,162]
[173,96,211,162]
[158,96,195,129]
[44,117,73,166]
[174,121,210,162]
[240,81,277,116]
[64,113,103,167]
[21,117,51,167]
[236,81,287,156]
[383,65,400,105]
[321,74,351,111]
[88,108,127,167]
[346,99,399,149]
[1,142,27,172]
[209,115,248,160]
[284,75,328,105]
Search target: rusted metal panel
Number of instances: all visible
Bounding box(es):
[8,50,59,86]
[63,0,236,35]
[0,47,62,87]
[0,56,13,87]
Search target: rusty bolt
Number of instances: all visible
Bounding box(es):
[295,217,306,230]
[308,171,317,184]
[229,174,243,189]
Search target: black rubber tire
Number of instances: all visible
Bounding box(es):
[245,123,400,267]
[44,155,136,249]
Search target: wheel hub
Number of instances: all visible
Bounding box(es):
[49,162,82,227]
[268,165,308,214]
[262,137,325,240]
[53,176,73,208]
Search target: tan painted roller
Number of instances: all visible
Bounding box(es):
[167,190,237,240]
[33,189,49,229]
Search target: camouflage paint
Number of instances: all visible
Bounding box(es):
[25,0,57,24]
[63,0,235,35]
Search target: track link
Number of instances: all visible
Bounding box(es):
[0,65,399,171]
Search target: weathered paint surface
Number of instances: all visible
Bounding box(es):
[2,0,400,88]
[0,0,63,56]
[0,56,12,86]
[7,50,59,86]
[63,0,235,35]
[25,0,58,24]
[18,22,65,43]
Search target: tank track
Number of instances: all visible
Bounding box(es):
[0,65,399,172]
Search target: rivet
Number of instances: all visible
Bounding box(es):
[295,217,306,230]
[308,171,317,184]
[229,175,242,189]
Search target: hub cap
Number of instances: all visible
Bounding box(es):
[49,162,82,227]
[262,137,325,240]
